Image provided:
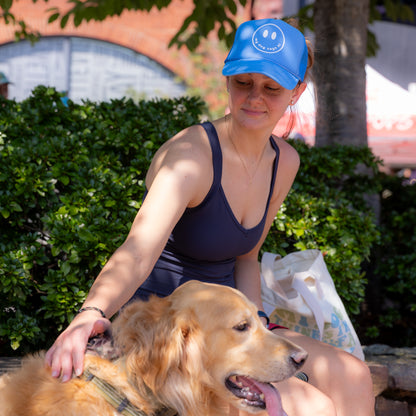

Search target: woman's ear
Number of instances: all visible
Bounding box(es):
[290,81,307,105]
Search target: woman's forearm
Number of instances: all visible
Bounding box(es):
[234,256,264,312]
[81,238,155,319]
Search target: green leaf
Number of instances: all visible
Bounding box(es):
[48,12,60,24]
[11,340,20,350]
[10,201,23,212]
[60,176,70,185]
[0,207,10,218]
[61,261,71,276]
[60,13,69,28]
[0,0,13,10]
[225,0,237,15]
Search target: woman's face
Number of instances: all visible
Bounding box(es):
[226,73,305,130]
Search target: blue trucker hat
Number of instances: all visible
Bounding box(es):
[222,19,308,90]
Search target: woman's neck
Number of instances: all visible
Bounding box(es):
[216,114,274,183]
[221,114,273,155]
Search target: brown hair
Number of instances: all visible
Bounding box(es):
[281,20,314,140]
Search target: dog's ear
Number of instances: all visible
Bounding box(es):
[112,296,209,414]
[112,297,171,356]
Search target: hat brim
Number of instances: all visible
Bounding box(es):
[222,59,300,91]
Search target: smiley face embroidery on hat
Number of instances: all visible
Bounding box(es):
[252,23,285,54]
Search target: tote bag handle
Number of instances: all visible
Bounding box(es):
[261,252,289,300]
[292,272,325,340]
[262,252,326,339]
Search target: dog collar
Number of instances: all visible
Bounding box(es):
[81,368,178,416]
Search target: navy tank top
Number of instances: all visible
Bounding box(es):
[133,121,280,300]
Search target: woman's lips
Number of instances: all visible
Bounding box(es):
[242,108,266,117]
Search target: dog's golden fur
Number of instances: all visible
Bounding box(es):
[0,281,306,416]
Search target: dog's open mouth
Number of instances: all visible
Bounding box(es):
[225,375,285,416]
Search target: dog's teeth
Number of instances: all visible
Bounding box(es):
[260,393,265,400]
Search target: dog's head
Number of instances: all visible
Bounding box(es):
[112,281,306,416]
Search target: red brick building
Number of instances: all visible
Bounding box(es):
[1,0,195,79]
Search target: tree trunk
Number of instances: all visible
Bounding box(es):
[313,0,370,146]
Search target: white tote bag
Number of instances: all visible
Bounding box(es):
[261,249,365,360]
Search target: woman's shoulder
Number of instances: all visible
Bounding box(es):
[158,124,209,157]
[267,135,301,207]
[272,135,300,169]
[145,124,212,186]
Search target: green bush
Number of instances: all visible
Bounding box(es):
[262,141,381,316]
[0,86,402,354]
[0,86,205,354]
[361,173,416,346]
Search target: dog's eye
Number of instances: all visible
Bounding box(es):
[233,321,250,332]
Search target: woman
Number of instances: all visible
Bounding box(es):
[46,19,374,415]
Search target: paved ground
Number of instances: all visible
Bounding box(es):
[0,357,21,375]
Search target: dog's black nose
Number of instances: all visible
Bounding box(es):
[290,349,308,369]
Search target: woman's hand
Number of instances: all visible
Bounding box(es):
[44,311,111,382]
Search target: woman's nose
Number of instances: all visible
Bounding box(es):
[247,85,263,101]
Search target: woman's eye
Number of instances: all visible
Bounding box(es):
[233,322,250,332]
[236,80,250,87]
[265,86,280,93]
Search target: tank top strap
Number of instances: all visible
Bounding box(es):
[200,121,222,189]
[267,136,280,207]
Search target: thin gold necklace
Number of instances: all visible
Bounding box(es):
[229,135,265,184]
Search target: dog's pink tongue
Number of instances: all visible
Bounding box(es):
[251,380,286,416]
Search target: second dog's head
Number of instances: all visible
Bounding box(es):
[112,281,307,416]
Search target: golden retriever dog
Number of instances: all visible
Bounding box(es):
[0,281,307,416]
